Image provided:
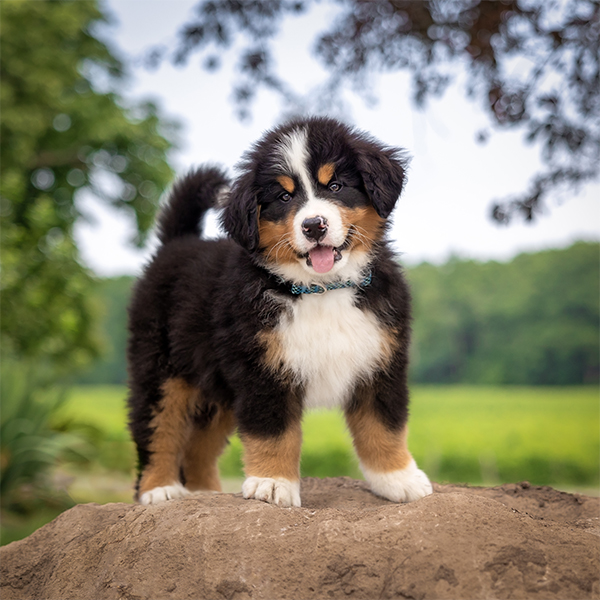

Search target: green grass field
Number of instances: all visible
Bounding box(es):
[60,384,599,489]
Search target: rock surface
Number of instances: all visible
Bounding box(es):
[1,478,599,600]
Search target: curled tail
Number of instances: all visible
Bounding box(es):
[156,166,229,245]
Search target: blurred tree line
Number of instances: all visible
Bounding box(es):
[78,242,599,387]
[409,242,599,385]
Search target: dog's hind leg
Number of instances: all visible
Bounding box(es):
[182,408,236,492]
[137,377,197,505]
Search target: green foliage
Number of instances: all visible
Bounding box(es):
[408,242,599,384]
[0,0,176,370]
[54,385,135,473]
[0,371,121,545]
[0,360,96,502]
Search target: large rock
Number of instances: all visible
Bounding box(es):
[1,478,598,599]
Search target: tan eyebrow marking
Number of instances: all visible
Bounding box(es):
[317,163,336,185]
[276,175,295,194]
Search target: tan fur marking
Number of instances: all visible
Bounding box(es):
[380,327,400,369]
[277,175,295,194]
[317,162,336,185]
[139,378,197,494]
[346,402,412,473]
[258,212,298,265]
[257,329,288,376]
[182,409,236,492]
[340,205,385,253]
[241,422,302,481]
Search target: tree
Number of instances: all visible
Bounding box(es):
[0,0,176,369]
[151,0,599,224]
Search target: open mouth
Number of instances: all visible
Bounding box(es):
[304,244,343,273]
[296,230,353,274]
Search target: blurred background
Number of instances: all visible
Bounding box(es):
[1,0,598,544]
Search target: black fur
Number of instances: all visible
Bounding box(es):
[157,166,229,244]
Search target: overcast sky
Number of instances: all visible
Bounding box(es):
[75,0,600,276]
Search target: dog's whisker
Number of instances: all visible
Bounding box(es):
[351,224,376,241]
[348,226,375,247]
[266,233,294,262]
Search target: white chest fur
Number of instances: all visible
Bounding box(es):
[273,289,387,409]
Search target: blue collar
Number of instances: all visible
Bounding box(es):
[288,271,372,295]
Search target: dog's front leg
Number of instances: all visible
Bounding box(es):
[345,398,432,503]
[239,421,302,508]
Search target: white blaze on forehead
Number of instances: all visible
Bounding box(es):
[277,128,345,250]
[277,128,314,200]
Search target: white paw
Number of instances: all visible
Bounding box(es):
[242,476,301,507]
[362,459,433,503]
[139,482,190,505]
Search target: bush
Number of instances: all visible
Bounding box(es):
[0,360,98,511]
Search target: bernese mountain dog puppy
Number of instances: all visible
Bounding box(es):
[127,117,433,507]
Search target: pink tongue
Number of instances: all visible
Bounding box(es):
[309,245,335,273]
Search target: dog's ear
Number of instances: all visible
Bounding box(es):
[220,173,259,252]
[355,142,408,219]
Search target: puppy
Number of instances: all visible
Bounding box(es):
[127,117,433,507]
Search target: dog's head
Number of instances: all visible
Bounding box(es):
[222,118,407,283]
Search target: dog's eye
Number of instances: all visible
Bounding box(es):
[328,181,342,192]
[279,192,293,203]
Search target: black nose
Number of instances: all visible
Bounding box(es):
[302,216,328,241]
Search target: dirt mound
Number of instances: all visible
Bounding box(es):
[1,478,598,600]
